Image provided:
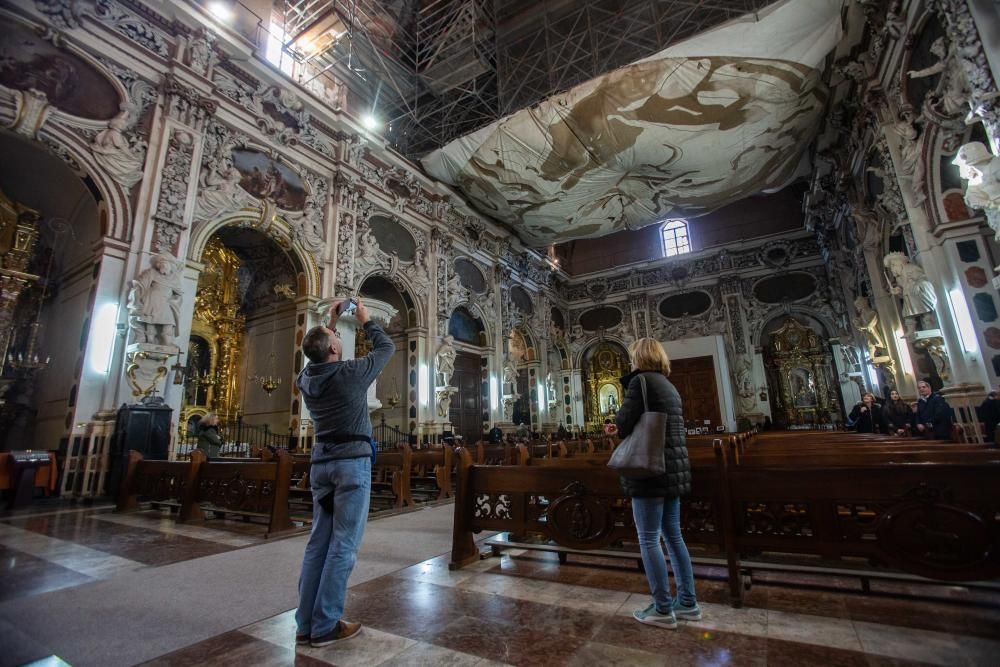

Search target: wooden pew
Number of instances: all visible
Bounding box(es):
[372,444,413,509]
[449,440,1000,605]
[409,446,453,501]
[116,449,300,537]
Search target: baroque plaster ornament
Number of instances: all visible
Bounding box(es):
[186,28,215,76]
[127,254,183,346]
[436,386,457,419]
[733,355,756,414]
[411,244,431,289]
[502,352,519,389]
[852,206,883,250]
[953,141,1000,237]
[291,197,325,254]
[893,113,927,207]
[852,296,888,359]
[435,335,457,387]
[353,217,381,279]
[91,114,147,188]
[195,153,248,221]
[907,37,970,120]
[883,253,937,318]
[8,89,51,139]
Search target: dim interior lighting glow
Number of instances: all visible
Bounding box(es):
[895,328,914,375]
[362,113,379,131]
[207,1,234,22]
[89,303,119,374]
[537,381,545,413]
[419,363,429,407]
[490,375,498,411]
[948,288,978,353]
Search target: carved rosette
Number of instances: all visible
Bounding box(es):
[152,130,194,255]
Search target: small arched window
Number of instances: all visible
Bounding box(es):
[661,220,691,257]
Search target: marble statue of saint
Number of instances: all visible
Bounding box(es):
[883,253,937,318]
[893,112,926,207]
[502,352,519,389]
[852,296,888,358]
[734,356,756,413]
[435,335,456,387]
[907,37,969,118]
[127,254,182,346]
[292,197,325,254]
[92,115,145,188]
[195,154,246,221]
[953,141,1000,238]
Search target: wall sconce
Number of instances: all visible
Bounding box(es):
[171,352,185,385]
[758,387,767,402]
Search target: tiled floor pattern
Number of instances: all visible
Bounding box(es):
[0,505,271,602]
[147,550,1000,666]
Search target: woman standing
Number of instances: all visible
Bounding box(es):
[615,338,700,629]
[197,412,223,458]
[883,389,911,435]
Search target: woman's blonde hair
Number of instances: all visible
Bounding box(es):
[628,337,671,376]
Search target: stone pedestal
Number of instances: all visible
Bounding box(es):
[124,342,180,400]
[940,382,987,444]
[434,385,457,425]
[327,298,397,413]
[909,329,949,382]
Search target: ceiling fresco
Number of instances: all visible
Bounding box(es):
[422,0,842,247]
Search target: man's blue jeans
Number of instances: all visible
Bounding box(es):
[296,457,372,637]
[631,496,697,611]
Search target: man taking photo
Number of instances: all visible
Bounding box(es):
[295,298,395,647]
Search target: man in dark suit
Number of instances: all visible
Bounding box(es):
[913,379,954,440]
[977,389,1000,442]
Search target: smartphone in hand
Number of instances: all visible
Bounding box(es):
[337,298,358,317]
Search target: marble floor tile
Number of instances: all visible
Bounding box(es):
[426,614,588,667]
[0,544,93,602]
[566,641,667,666]
[297,625,416,666]
[91,514,259,547]
[765,587,851,618]
[239,609,298,649]
[393,556,480,587]
[765,637,870,666]
[140,630,311,667]
[854,620,1000,667]
[766,609,862,651]
[845,594,1000,639]
[0,618,55,667]
[593,614,768,666]
[377,642,489,666]
[0,522,143,578]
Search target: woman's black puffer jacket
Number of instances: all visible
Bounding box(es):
[614,370,691,498]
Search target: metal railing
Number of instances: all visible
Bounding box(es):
[372,414,411,451]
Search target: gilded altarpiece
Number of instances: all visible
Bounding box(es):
[583,341,629,431]
[182,239,245,429]
[764,319,840,427]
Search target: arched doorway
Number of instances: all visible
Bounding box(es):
[181,226,301,445]
[447,306,488,443]
[0,131,101,451]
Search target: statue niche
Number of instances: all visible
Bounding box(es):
[764,318,840,428]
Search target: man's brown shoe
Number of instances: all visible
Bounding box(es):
[310,620,362,647]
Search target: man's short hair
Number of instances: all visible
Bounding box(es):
[302,326,332,364]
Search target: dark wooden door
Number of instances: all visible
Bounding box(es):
[669,356,721,428]
[449,351,483,444]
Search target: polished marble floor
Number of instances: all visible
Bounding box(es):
[3,501,999,666]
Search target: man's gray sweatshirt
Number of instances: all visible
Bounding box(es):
[297,321,395,462]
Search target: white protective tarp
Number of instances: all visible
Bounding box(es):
[422,0,844,246]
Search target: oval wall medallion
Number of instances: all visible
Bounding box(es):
[753,272,817,304]
[369,216,416,261]
[579,306,623,331]
[658,291,712,319]
[0,23,121,120]
[454,257,487,294]
[231,149,307,211]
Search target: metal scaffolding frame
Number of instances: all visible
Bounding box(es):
[276,0,771,158]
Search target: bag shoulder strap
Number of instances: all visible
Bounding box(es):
[638,373,649,413]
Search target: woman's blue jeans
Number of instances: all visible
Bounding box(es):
[296,457,372,637]
[631,496,697,611]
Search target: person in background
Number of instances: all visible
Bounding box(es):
[977,389,1000,442]
[847,393,883,433]
[487,424,503,444]
[616,337,700,630]
[196,412,222,457]
[882,388,911,436]
[913,379,954,440]
[603,418,619,437]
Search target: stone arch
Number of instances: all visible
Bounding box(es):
[359,271,424,329]
[187,208,321,297]
[459,302,494,347]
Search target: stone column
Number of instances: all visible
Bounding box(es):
[332,299,397,413]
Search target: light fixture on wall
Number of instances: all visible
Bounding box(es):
[11,218,69,375]
[385,376,400,408]
[249,283,293,396]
